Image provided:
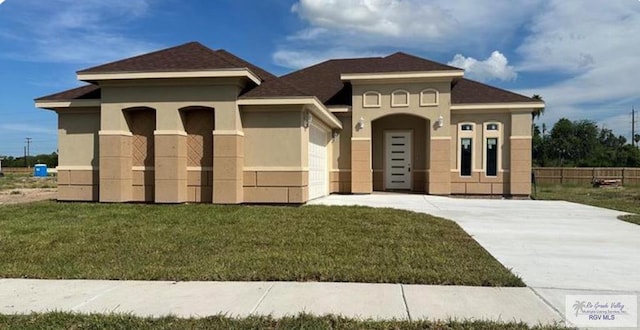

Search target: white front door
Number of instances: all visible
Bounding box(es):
[385,131,412,190]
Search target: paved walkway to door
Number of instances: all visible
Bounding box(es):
[309,193,640,322]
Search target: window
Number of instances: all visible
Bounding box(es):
[486,123,499,131]
[486,138,498,176]
[483,122,500,177]
[461,124,473,131]
[420,89,438,106]
[461,138,472,176]
[363,91,381,108]
[391,89,410,107]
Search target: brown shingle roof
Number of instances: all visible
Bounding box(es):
[77,42,274,82]
[242,52,461,104]
[35,84,100,101]
[451,78,537,104]
[36,44,538,106]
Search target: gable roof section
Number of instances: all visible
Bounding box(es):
[242,52,461,105]
[451,78,537,104]
[77,42,274,82]
[35,84,100,101]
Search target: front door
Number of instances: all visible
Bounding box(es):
[385,131,412,190]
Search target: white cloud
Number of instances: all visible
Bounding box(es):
[0,0,160,64]
[515,0,640,141]
[275,0,543,69]
[448,51,517,82]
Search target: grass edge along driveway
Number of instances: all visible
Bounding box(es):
[533,184,640,225]
[0,201,523,286]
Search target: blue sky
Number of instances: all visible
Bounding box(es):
[1,0,639,157]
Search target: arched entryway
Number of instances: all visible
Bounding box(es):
[180,106,215,202]
[371,114,430,192]
[124,107,156,202]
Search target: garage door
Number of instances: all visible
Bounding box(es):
[308,122,329,200]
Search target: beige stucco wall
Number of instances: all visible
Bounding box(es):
[351,81,451,137]
[241,106,309,203]
[330,113,352,193]
[371,114,429,192]
[450,112,512,172]
[56,109,101,201]
[350,80,452,194]
[449,110,533,195]
[57,109,100,167]
[241,107,304,168]
[100,79,242,132]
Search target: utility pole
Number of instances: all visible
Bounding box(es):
[25,137,32,168]
[632,107,635,147]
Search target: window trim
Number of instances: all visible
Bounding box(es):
[363,91,381,108]
[391,89,410,107]
[457,122,476,176]
[483,121,501,177]
[419,88,439,107]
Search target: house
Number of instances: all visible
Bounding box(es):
[35,42,543,204]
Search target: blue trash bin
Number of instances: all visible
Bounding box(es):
[34,164,48,177]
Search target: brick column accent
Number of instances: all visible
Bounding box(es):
[510,136,532,195]
[98,131,133,202]
[428,137,451,195]
[351,138,372,193]
[212,131,244,204]
[154,131,187,203]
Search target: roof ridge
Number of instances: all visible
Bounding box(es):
[77,41,207,73]
[386,51,462,71]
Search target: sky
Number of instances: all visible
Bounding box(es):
[0,0,638,157]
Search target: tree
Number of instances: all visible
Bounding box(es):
[533,118,640,167]
[531,94,545,120]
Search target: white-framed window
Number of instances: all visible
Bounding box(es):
[391,89,410,107]
[363,91,381,108]
[458,123,475,177]
[419,89,439,106]
[483,122,501,177]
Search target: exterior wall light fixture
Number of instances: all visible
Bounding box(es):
[437,115,444,128]
[357,117,365,130]
[304,111,313,128]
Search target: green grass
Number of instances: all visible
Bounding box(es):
[0,312,572,330]
[533,184,640,225]
[0,173,56,191]
[0,201,523,286]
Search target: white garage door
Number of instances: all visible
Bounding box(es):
[308,123,329,200]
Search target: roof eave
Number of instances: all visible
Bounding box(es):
[237,97,342,130]
[451,102,545,110]
[35,99,102,110]
[76,69,262,85]
[341,70,464,81]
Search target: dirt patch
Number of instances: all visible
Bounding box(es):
[0,188,57,205]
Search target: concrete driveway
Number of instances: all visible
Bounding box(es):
[309,194,640,320]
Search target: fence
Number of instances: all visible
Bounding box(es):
[533,167,640,185]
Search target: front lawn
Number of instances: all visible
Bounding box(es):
[0,202,523,286]
[0,313,571,330]
[533,184,640,225]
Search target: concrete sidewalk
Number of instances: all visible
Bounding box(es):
[0,279,562,325]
